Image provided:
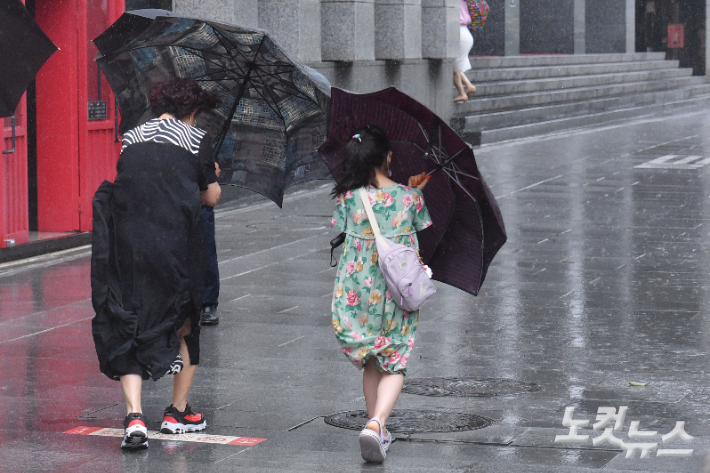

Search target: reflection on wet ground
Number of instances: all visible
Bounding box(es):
[3,112,710,471]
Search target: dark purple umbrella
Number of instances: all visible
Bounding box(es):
[319,87,506,296]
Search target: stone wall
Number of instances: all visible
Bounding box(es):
[520,0,575,54]
[174,0,458,121]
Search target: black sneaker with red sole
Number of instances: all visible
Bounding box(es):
[121,412,149,450]
[160,403,206,434]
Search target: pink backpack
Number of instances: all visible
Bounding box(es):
[359,188,436,312]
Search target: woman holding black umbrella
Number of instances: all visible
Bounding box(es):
[91,79,220,450]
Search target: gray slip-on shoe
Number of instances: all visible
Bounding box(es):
[359,428,386,463]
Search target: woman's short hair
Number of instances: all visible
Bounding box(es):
[149,79,219,118]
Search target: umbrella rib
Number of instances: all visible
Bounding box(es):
[442,166,479,200]
[249,68,316,99]
[145,42,252,80]
[212,35,266,159]
[210,28,258,64]
[241,76,287,127]
[206,29,258,77]
[448,160,480,180]
[416,122,430,143]
[249,69,316,104]
[446,166,480,181]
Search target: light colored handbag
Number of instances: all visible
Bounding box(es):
[358,188,436,311]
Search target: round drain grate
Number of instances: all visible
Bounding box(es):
[324,409,493,433]
[402,377,540,397]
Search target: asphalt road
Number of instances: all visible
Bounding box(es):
[2,111,710,472]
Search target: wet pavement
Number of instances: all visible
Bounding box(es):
[3,111,710,471]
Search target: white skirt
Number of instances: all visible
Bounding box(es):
[455,25,474,73]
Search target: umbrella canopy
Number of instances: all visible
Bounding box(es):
[0,0,58,117]
[96,15,331,206]
[319,87,506,296]
[93,9,179,57]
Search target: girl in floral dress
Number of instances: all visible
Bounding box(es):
[330,125,432,463]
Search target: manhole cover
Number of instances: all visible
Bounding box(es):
[402,377,540,397]
[324,409,493,433]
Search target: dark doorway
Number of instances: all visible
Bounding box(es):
[125,0,171,10]
[637,0,706,75]
[25,0,38,231]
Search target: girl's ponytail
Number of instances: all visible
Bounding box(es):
[331,125,391,197]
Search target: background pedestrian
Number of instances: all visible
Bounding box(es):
[200,204,220,325]
[454,0,478,102]
[329,125,432,463]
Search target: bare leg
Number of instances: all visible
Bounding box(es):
[364,364,404,436]
[172,317,197,412]
[121,374,143,415]
[461,73,477,95]
[453,72,468,102]
[363,358,383,418]
[172,335,197,412]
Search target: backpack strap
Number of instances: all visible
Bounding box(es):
[358,188,389,250]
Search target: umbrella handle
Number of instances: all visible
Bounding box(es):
[114,98,121,143]
[2,116,15,155]
[330,232,346,267]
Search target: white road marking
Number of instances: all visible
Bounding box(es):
[221,247,325,281]
[277,306,299,314]
[494,175,564,200]
[219,232,329,266]
[277,335,305,347]
[65,426,265,446]
[0,316,93,345]
[635,155,708,170]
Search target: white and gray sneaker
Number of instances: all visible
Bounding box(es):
[359,417,387,463]
[381,427,392,452]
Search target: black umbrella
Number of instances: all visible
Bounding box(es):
[96,15,331,206]
[319,87,506,296]
[0,0,58,117]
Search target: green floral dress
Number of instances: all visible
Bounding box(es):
[331,184,433,375]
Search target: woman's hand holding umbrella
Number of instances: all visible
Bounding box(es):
[408,172,431,190]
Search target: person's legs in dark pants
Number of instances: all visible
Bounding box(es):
[200,205,220,325]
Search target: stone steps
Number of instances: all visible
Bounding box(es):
[470,52,667,67]
[452,53,709,145]
[468,60,679,83]
[473,68,693,97]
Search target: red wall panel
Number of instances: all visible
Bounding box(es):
[34,0,124,233]
[1,99,29,248]
[35,0,81,232]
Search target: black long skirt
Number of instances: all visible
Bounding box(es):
[91,141,205,381]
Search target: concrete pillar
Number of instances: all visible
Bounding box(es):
[373,0,422,60]
[173,0,258,26]
[322,0,376,61]
[504,0,519,56]
[259,0,322,62]
[625,0,635,53]
[574,0,585,54]
[421,0,459,59]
